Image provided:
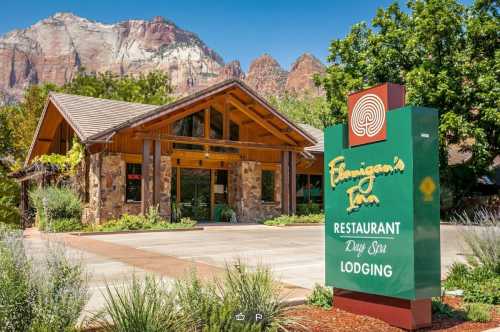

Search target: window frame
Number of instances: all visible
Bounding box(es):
[261,169,275,203]
[125,163,142,203]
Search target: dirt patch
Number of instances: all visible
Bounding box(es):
[285,297,499,331]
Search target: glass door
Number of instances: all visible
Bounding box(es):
[179,168,211,221]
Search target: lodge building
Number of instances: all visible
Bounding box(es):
[17,79,325,224]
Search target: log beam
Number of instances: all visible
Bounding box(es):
[227,94,296,145]
[133,133,304,152]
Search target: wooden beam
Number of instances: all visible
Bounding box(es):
[290,152,297,215]
[141,100,213,131]
[227,94,296,145]
[242,114,274,125]
[37,138,53,143]
[134,133,304,152]
[141,139,151,214]
[223,97,229,140]
[153,139,161,206]
[282,151,290,215]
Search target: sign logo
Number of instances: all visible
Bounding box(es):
[348,83,405,147]
[419,176,436,202]
[350,94,386,138]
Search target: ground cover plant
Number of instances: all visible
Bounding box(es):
[306,284,333,309]
[29,185,83,232]
[84,207,197,233]
[262,214,324,226]
[0,225,89,331]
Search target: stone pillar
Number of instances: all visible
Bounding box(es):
[159,155,172,220]
[141,139,152,214]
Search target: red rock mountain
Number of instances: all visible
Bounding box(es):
[0,13,325,102]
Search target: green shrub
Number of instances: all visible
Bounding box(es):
[219,260,290,331]
[0,228,88,331]
[87,213,197,233]
[463,303,492,322]
[444,262,469,290]
[50,218,83,232]
[463,276,500,305]
[93,276,180,332]
[175,271,220,330]
[307,284,333,309]
[29,186,82,231]
[297,203,322,215]
[31,244,89,331]
[0,231,36,331]
[263,213,324,226]
[431,298,455,317]
[174,261,291,331]
[452,208,499,274]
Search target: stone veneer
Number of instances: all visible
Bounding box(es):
[229,161,281,223]
[83,152,171,224]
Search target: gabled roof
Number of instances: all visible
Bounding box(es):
[299,124,324,153]
[88,79,317,146]
[49,92,158,141]
[27,79,319,164]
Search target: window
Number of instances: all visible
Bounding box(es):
[210,109,239,153]
[261,170,275,202]
[296,174,323,209]
[172,111,205,150]
[310,175,323,205]
[126,163,142,202]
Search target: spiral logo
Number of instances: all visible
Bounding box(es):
[350,94,386,137]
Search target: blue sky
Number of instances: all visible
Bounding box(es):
[0,1,470,71]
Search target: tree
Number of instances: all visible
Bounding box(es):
[316,0,499,204]
[268,93,335,129]
[0,70,175,164]
[63,70,175,105]
[0,111,19,225]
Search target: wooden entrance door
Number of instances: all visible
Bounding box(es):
[179,168,211,221]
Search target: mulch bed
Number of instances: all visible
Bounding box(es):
[285,296,499,331]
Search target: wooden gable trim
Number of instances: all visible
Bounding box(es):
[25,95,87,165]
[226,94,297,146]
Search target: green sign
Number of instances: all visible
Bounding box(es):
[324,106,441,300]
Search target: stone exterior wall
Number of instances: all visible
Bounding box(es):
[82,152,171,224]
[229,161,281,223]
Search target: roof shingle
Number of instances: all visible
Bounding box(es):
[50,92,158,140]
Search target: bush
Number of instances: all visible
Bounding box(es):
[443,262,470,290]
[87,213,197,233]
[307,284,333,309]
[93,276,180,332]
[219,260,289,330]
[50,218,83,232]
[463,303,492,322]
[297,203,322,215]
[263,214,324,226]
[29,186,82,232]
[431,298,455,317]
[463,277,500,305]
[452,208,499,273]
[0,230,36,331]
[31,244,89,331]
[0,228,88,331]
[175,271,220,330]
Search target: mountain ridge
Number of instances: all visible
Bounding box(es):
[0,13,325,102]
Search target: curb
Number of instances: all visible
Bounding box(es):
[283,297,307,307]
[69,227,204,236]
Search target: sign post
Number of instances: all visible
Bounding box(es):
[324,83,440,330]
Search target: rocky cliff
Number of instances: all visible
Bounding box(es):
[0,13,325,101]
